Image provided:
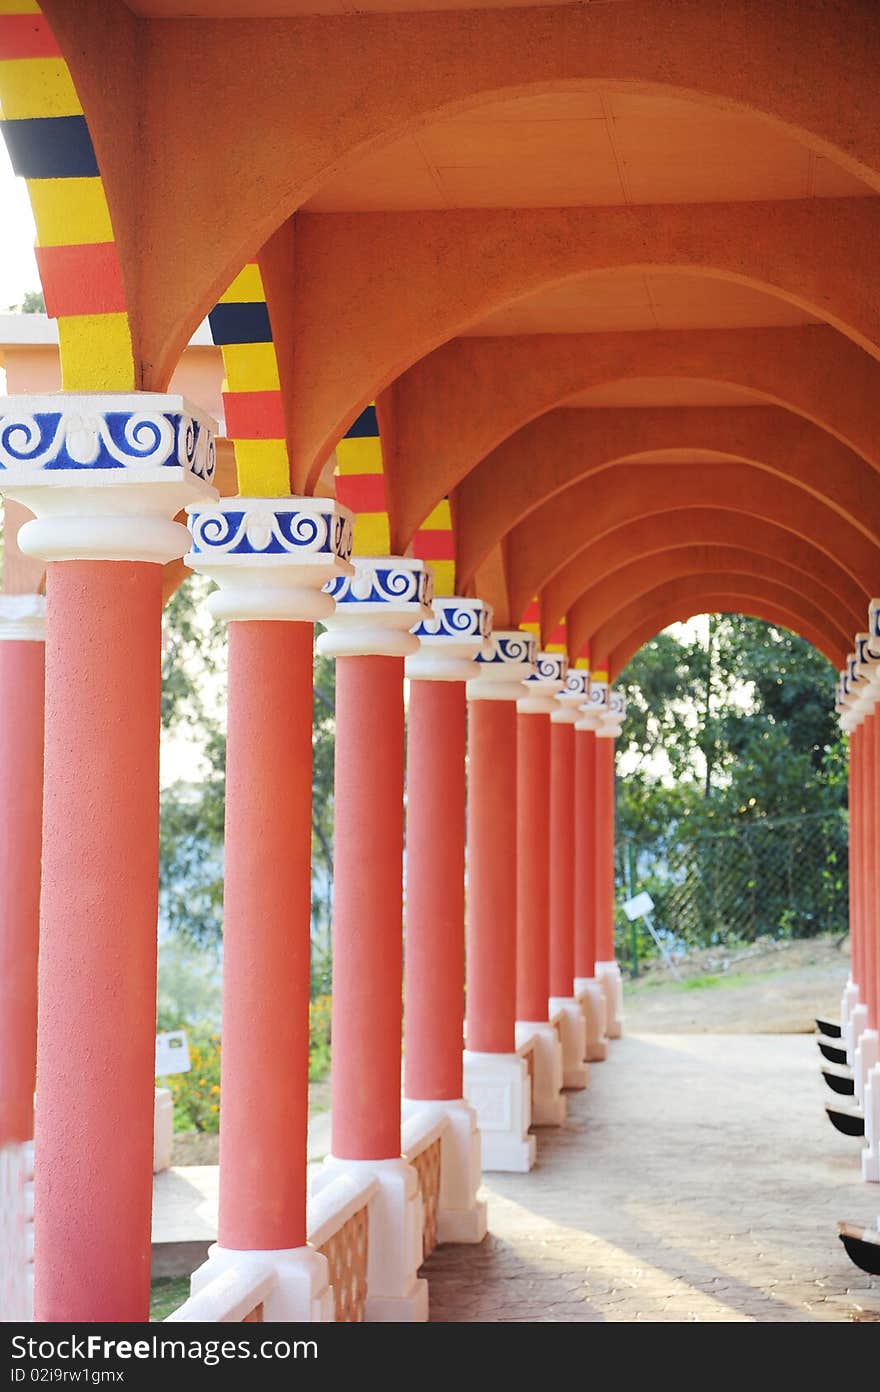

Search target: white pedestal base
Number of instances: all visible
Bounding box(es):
[463,1050,537,1172]
[549,997,589,1089]
[842,978,860,1030]
[313,1156,428,1321]
[154,1087,173,1174]
[855,1029,879,1107]
[575,977,608,1061]
[863,1062,880,1184]
[188,1242,334,1322]
[0,1140,33,1322]
[516,1021,566,1125]
[401,1097,488,1244]
[596,960,624,1038]
[847,1002,869,1068]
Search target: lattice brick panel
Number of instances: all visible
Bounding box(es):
[318,1205,369,1321]
[413,1137,442,1260]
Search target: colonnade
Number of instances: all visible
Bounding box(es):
[0,393,627,1323]
[837,620,880,1186]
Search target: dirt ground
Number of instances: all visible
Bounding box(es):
[170,1077,331,1165]
[169,937,847,1162]
[623,933,849,1034]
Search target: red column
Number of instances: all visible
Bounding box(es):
[466,699,517,1054]
[332,655,405,1159]
[218,621,313,1249]
[516,711,551,1023]
[549,720,575,999]
[404,679,466,1100]
[0,618,44,1150]
[595,734,617,965]
[574,726,598,980]
[35,562,162,1322]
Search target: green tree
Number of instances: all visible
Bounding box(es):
[159,581,338,975]
[615,616,846,954]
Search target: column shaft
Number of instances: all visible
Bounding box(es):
[404,679,467,1100]
[466,699,517,1054]
[0,638,44,1145]
[35,561,161,1322]
[594,735,617,963]
[332,655,405,1159]
[219,621,313,1250]
[516,711,551,1021]
[549,721,575,999]
[574,728,598,979]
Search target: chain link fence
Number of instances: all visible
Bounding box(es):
[616,809,849,971]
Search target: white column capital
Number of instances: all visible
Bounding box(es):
[466,629,537,701]
[317,555,433,658]
[0,394,217,564]
[405,595,493,681]
[840,649,870,731]
[185,497,353,623]
[0,593,46,642]
[552,666,588,724]
[598,687,627,738]
[576,672,607,732]
[518,651,567,714]
[851,631,880,714]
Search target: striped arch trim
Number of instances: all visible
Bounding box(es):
[523,596,591,667]
[207,261,290,497]
[412,497,455,598]
[520,595,542,645]
[0,0,134,389]
[334,405,390,556]
[522,595,569,653]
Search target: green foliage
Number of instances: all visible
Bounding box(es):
[161,1029,222,1133]
[5,289,45,314]
[308,994,332,1082]
[150,1277,191,1322]
[311,636,336,991]
[615,616,847,961]
[156,935,222,1034]
[159,584,337,978]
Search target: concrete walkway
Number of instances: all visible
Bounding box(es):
[424,1034,880,1322]
[151,1110,331,1275]
[152,1034,880,1318]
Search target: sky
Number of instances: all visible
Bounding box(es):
[0,141,40,311]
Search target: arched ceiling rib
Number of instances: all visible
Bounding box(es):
[589,576,847,672]
[292,199,880,489]
[608,600,842,679]
[500,461,880,623]
[541,511,867,640]
[44,0,880,388]
[452,406,880,587]
[381,325,880,546]
[566,549,857,662]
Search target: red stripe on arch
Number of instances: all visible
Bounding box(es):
[0,14,61,59]
[35,242,126,317]
[223,390,286,440]
[335,473,387,512]
[413,529,454,560]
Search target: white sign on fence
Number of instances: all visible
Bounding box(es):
[155,1030,191,1076]
[622,890,655,922]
